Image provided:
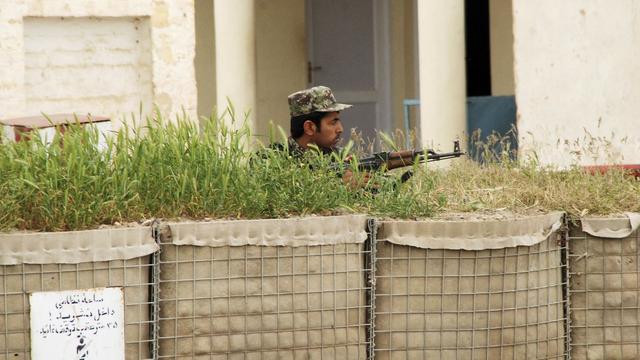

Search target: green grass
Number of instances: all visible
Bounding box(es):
[0,112,435,231]
[0,112,637,232]
[421,130,640,218]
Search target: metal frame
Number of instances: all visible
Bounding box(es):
[151,221,162,360]
[402,99,420,148]
[560,216,572,360]
[365,218,378,360]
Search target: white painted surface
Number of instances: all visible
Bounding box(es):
[214,0,257,129]
[23,17,153,122]
[417,0,467,152]
[36,122,112,150]
[514,0,640,167]
[150,0,198,122]
[0,1,28,119]
[1,125,13,142]
[30,287,124,360]
[37,127,57,145]
[0,0,197,123]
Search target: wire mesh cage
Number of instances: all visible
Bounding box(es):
[569,216,640,360]
[0,227,157,360]
[157,215,372,359]
[374,214,568,360]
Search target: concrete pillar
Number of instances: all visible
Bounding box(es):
[214,0,256,130]
[417,0,466,151]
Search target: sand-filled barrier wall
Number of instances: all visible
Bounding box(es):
[569,213,640,360]
[374,213,567,359]
[157,215,371,359]
[10,211,640,358]
[0,226,158,360]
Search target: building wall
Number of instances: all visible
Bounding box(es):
[514,0,640,167]
[490,0,514,96]
[254,0,307,142]
[194,0,216,120]
[0,0,197,125]
[23,17,153,121]
[390,0,419,138]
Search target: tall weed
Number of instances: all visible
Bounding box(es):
[0,111,637,232]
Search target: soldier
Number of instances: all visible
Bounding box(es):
[276,85,463,187]
[281,85,372,187]
[285,85,352,156]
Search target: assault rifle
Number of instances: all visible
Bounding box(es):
[340,140,464,182]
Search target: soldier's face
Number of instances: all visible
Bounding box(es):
[312,111,343,149]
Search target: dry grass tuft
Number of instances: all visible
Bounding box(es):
[414,156,640,220]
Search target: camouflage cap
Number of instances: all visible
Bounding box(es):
[288,86,352,117]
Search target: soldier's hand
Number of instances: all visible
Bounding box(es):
[342,169,372,189]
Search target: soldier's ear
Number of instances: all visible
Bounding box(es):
[303,120,316,136]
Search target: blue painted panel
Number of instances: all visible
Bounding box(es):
[467,96,517,161]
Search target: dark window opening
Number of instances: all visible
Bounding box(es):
[465,0,492,96]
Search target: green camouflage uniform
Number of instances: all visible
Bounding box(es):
[287,85,352,117]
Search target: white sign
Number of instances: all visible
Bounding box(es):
[30,287,125,360]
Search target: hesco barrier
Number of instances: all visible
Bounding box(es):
[0,226,158,360]
[569,213,640,360]
[7,212,640,359]
[156,215,372,359]
[374,213,568,359]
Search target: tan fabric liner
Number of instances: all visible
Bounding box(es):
[378,212,564,250]
[167,215,368,247]
[581,212,640,238]
[0,226,158,265]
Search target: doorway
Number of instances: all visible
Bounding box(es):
[465,0,518,160]
[306,0,392,146]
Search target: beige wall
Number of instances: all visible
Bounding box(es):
[490,0,514,96]
[23,17,153,121]
[390,0,419,136]
[194,0,216,120]
[0,0,197,124]
[514,0,640,167]
[417,0,467,151]
[255,0,307,142]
